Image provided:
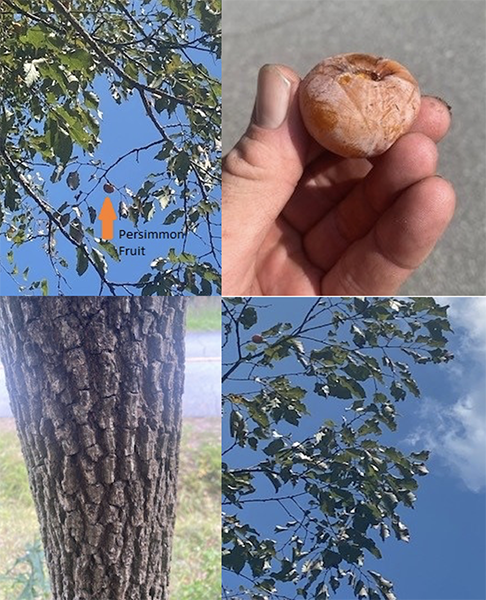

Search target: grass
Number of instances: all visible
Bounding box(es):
[186,297,221,332]
[170,418,221,600]
[0,539,50,600]
[0,417,221,600]
[0,423,39,598]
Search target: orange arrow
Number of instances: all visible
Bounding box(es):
[98,197,117,240]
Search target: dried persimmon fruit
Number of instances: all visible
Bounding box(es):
[299,53,421,158]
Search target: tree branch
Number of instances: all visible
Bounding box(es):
[49,0,196,108]
[0,144,117,295]
[4,0,66,34]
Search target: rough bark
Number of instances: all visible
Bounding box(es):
[0,297,186,600]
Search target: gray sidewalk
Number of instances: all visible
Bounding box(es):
[223,0,486,295]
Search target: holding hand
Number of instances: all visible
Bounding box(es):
[223,64,455,296]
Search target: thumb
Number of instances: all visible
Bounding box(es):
[223,64,310,257]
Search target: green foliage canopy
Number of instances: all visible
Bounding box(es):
[222,297,454,600]
[0,0,220,295]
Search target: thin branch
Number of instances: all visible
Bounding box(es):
[3,0,65,34]
[0,144,117,295]
[49,0,196,108]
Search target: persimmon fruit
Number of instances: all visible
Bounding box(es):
[299,53,421,158]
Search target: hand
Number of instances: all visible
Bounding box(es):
[223,64,455,295]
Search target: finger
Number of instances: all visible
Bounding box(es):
[223,65,310,253]
[407,95,452,142]
[320,176,456,295]
[283,95,451,234]
[282,155,371,233]
[301,94,451,170]
[304,132,439,271]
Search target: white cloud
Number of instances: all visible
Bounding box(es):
[409,298,486,492]
[408,390,486,493]
[440,296,486,358]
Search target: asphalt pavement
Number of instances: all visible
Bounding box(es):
[222,0,486,295]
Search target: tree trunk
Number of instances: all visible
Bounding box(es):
[0,297,186,600]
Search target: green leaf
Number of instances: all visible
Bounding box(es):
[83,91,100,110]
[76,247,89,276]
[60,49,92,71]
[124,61,139,80]
[263,438,285,456]
[163,208,184,225]
[410,450,430,461]
[265,472,282,493]
[229,410,247,445]
[337,543,361,564]
[328,375,365,399]
[355,580,368,598]
[40,279,48,296]
[55,129,73,165]
[23,60,41,87]
[414,463,429,476]
[156,192,171,210]
[91,248,107,276]
[390,381,406,401]
[247,404,269,428]
[368,571,394,591]
[174,152,191,180]
[97,240,120,262]
[66,171,80,190]
[162,0,189,19]
[141,284,158,296]
[391,519,410,542]
[49,164,66,183]
[69,220,84,243]
[239,306,258,330]
[223,544,247,574]
[5,181,21,210]
[142,200,155,222]
[88,206,97,224]
[154,142,174,161]
[380,523,390,541]
[200,278,212,295]
[322,549,341,568]
[351,324,366,347]
[344,361,371,381]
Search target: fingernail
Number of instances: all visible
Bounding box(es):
[430,95,452,114]
[255,65,291,129]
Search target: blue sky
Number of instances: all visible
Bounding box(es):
[0,7,220,296]
[222,297,486,600]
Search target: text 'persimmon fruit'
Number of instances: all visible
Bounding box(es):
[299,53,421,158]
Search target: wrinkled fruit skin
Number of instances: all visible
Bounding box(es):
[252,334,264,344]
[299,53,421,158]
